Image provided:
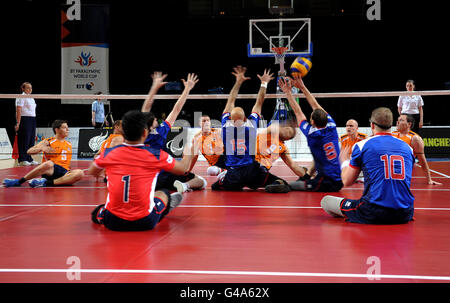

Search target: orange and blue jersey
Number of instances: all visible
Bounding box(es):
[255,133,288,169]
[392,130,418,147]
[42,137,72,170]
[99,133,123,155]
[339,132,368,156]
[193,128,224,166]
[94,143,176,221]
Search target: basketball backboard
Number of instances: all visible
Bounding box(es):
[248,18,312,58]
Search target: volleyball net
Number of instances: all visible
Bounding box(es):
[1,90,449,162]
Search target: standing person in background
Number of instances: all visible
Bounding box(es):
[92,92,109,128]
[15,82,38,166]
[397,80,424,135]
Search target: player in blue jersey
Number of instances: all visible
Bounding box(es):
[211,66,290,192]
[275,76,343,192]
[321,107,415,224]
[141,72,207,193]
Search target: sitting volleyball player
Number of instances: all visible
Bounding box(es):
[321,107,415,224]
[256,122,312,192]
[393,114,441,185]
[141,71,207,193]
[3,120,84,188]
[88,110,193,231]
[188,114,226,176]
[275,76,343,192]
[211,66,290,192]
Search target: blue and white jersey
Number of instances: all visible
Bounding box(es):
[299,115,341,181]
[222,112,260,167]
[144,120,171,152]
[350,133,415,209]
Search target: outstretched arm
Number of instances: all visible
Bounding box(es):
[278,77,307,123]
[141,71,168,113]
[290,75,324,112]
[165,73,199,126]
[223,66,250,114]
[412,135,442,185]
[251,69,274,116]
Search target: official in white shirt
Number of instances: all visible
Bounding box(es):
[397,79,424,134]
[15,82,38,166]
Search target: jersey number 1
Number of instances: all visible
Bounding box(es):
[122,175,131,203]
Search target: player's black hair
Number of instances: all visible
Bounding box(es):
[121,110,154,142]
[51,120,68,134]
[311,108,328,128]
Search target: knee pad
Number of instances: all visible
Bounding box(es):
[207,166,222,176]
[320,195,344,217]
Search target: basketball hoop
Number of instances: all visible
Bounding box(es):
[272,46,289,75]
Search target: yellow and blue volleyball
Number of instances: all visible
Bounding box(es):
[290,56,312,78]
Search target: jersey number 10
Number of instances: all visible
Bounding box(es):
[380,154,405,180]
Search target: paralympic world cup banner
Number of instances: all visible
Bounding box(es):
[61,2,110,104]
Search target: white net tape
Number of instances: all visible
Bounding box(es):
[2,90,450,100]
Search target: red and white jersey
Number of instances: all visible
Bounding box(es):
[94,143,176,221]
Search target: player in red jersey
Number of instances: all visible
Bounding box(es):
[88,110,194,231]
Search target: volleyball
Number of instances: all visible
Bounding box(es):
[290,56,312,78]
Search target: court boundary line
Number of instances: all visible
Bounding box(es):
[0,268,449,281]
[0,204,448,211]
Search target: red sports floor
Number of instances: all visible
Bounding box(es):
[1,160,450,283]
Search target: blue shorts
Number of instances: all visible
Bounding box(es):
[42,164,68,181]
[103,197,168,231]
[211,161,280,191]
[340,199,414,224]
[305,175,343,192]
[156,171,196,191]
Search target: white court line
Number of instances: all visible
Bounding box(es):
[0,268,449,281]
[0,204,448,211]
[429,168,450,179]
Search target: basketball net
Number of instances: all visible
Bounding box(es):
[269,47,297,127]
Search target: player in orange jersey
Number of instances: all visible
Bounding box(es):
[97,120,124,156]
[393,114,441,185]
[255,123,308,179]
[188,114,226,176]
[339,119,368,157]
[95,120,124,182]
[3,120,84,188]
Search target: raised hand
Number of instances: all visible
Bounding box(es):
[257,68,274,84]
[231,66,251,83]
[150,71,168,91]
[182,73,199,91]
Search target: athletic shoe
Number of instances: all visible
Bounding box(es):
[3,178,21,187]
[19,161,31,166]
[265,179,291,193]
[91,204,106,224]
[217,170,227,181]
[173,180,189,193]
[168,192,184,212]
[29,178,48,188]
[30,161,39,165]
